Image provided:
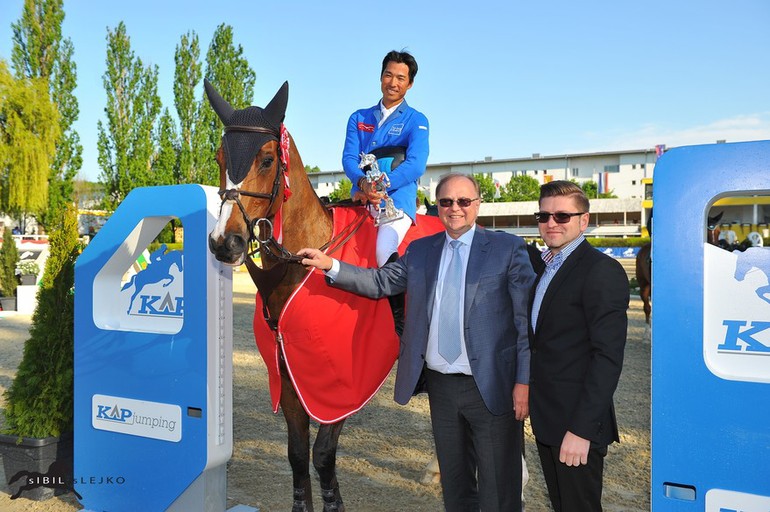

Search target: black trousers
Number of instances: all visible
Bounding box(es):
[536,439,607,512]
[425,369,522,512]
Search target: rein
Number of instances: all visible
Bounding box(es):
[218,124,368,330]
[239,205,368,333]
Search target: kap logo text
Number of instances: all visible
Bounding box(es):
[718,320,770,354]
[121,245,184,320]
[92,394,182,442]
[704,245,770,383]
[95,404,133,425]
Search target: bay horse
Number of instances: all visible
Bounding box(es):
[204,80,441,511]
[635,243,651,325]
[636,211,727,327]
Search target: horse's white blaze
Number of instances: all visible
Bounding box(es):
[210,176,242,241]
[211,201,234,240]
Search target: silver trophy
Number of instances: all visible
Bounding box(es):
[359,152,404,226]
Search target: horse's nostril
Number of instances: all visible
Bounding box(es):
[225,235,246,255]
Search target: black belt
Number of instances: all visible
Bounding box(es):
[426,368,472,377]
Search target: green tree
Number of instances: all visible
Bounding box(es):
[3,204,79,437]
[579,180,616,199]
[0,61,60,224]
[500,174,540,202]
[417,187,427,207]
[196,24,256,186]
[173,31,201,184]
[0,226,19,297]
[73,178,104,208]
[153,108,177,186]
[305,165,321,173]
[97,22,161,209]
[328,178,352,202]
[472,173,496,202]
[11,0,82,232]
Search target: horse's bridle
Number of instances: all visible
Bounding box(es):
[217,125,303,264]
[218,125,367,267]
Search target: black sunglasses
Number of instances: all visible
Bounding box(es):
[534,211,586,223]
[438,197,479,208]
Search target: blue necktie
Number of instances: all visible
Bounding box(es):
[438,240,463,364]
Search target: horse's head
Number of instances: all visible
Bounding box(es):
[707,210,724,246]
[424,197,439,217]
[205,79,289,265]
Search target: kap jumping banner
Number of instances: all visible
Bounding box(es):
[652,141,770,511]
[75,185,233,512]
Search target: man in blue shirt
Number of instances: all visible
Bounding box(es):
[342,50,430,267]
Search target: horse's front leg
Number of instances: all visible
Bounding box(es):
[280,360,314,512]
[313,420,346,512]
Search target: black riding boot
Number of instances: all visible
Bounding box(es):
[385,252,405,337]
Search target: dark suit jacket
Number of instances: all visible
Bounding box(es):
[331,227,535,416]
[529,239,629,447]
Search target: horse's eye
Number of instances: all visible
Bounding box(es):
[259,156,275,170]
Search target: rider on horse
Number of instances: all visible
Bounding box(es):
[341,50,429,268]
[342,50,429,337]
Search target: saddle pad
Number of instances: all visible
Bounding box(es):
[253,206,409,423]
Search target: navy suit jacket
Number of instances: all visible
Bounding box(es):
[331,227,535,416]
[529,239,629,447]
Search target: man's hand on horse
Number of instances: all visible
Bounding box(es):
[298,248,333,271]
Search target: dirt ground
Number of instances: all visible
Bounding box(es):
[0,270,650,511]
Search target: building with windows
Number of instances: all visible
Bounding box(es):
[308,147,659,239]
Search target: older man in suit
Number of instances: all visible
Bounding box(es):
[299,173,535,511]
[529,180,629,511]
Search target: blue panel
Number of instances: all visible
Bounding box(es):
[651,141,770,511]
[74,185,214,511]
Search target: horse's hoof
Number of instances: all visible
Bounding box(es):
[321,488,344,512]
[292,486,312,512]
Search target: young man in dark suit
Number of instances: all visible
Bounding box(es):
[529,180,629,511]
[299,173,535,511]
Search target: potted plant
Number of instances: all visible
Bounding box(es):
[0,226,19,311]
[0,206,79,500]
[16,260,40,286]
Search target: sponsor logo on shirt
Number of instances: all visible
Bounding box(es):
[358,122,375,133]
[388,123,404,135]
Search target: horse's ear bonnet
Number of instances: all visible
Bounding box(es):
[205,79,289,184]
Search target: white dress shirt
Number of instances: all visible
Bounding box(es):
[426,226,476,374]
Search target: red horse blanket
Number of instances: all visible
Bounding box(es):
[253,206,443,423]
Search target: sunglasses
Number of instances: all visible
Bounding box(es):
[534,211,586,223]
[438,197,480,208]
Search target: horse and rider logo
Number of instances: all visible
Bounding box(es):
[120,244,184,318]
[704,244,770,383]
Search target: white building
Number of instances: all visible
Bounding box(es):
[308,147,658,238]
